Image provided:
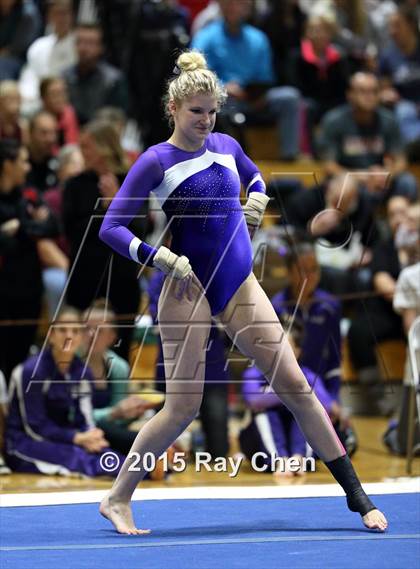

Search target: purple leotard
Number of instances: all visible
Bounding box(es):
[99,133,266,315]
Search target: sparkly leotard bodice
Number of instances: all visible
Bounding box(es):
[99,133,266,315]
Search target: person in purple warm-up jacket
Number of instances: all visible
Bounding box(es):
[97,49,386,534]
[239,318,337,478]
[270,237,357,456]
[5,306,124,477]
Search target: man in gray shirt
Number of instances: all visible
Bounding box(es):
[317,71,417,202]
[63,23,128,125]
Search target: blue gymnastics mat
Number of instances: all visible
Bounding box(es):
[1,493,419,569]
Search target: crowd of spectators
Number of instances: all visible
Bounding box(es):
[0,0,419,478]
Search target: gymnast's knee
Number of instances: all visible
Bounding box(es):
[275,379,319,413]
[163,398,203,430]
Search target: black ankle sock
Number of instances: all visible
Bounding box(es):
[325,454,376,516]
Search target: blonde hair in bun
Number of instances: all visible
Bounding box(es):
[177,50,208,73]
[163,50,227,127]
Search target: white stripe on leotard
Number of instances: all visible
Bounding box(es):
[152,150,239,206]
[129,236,142,262]
[246,173,266,195]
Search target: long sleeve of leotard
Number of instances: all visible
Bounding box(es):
[99,149,164,266]
[230,136,266,197]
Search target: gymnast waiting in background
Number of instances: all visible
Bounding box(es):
[98,50,386,534]
[240,318,341,478]
[270,236,355,451]
[5,306,119,477]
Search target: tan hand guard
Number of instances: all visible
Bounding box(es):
[153,246,192,279]
[243,192,270,227]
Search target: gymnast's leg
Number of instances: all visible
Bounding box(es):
[217,273,387,531]
[100,274,211,534]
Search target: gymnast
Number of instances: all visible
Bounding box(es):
[98,49,388,534]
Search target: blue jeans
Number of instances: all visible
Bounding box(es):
[395,100,420,144]
[392,171,418,201]
[42,268,67,318]
[265,86,300,159]
[218,86,301,159]
[0,56,22,80]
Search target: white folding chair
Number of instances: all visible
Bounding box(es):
[406,316,420,474]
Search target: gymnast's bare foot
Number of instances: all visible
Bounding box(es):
[100,493,151,535]
[362,509,388,532]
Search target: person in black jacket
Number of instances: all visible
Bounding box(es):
[286,174,380,296]
[63,120,148,360]
[125,0,189,148]
[287,13,349,152]
[0,139,58,380]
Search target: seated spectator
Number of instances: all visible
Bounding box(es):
[0,80,28,143]
[0,139,58,380]
[0,369,11,474]
[192,0,268,36]
[40,144,85,317]
[394,198,420,322]
[94,107,139,165]
[365,0,397,51]
[384,254,420,455]
[148,269,229,459]
[0,0,41,80]
[395,201,420,267]
[394,262,420,334]
[191,0,301,160]
[271,238,342,401]
[18,0,77,114]
[63,23,129,125]
[309,0,368,71]
[287,12,349,152]
[63,120,147,361]
[43,143,84,251]
[40,77,79,147]
[94,107,127,141]
[318,71,418,204]
[81,300,163,456]
[286,174,380,296]
[379,5,420,147]
[348,195,412,414]
[5,305,120,476]
[27,110,59,192]
[270,237,356,452]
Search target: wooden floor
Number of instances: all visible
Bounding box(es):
[1,417,418,496]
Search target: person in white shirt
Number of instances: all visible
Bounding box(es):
[383,204,420,455]
[19,0,77,114]
[394,262,420,333]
